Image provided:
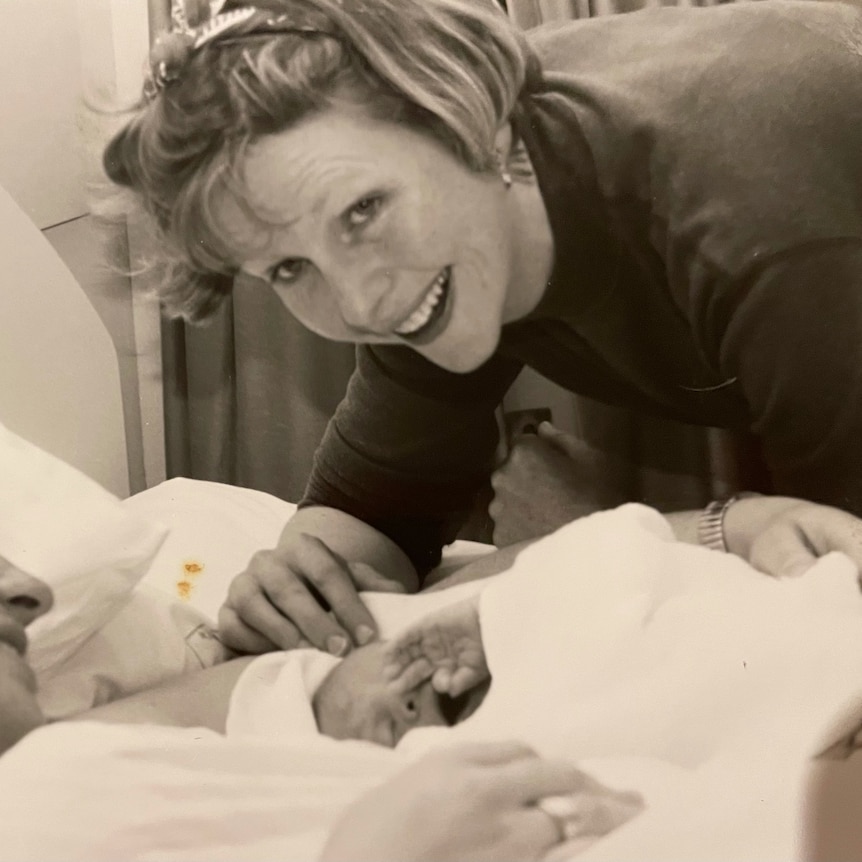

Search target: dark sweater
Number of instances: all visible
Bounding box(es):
[302,0,862,573]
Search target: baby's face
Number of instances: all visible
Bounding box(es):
[313,641,482,747]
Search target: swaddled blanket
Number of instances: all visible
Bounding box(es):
[229,503,862,860]
[232,504,862,762]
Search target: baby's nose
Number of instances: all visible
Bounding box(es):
[0,558,54,627]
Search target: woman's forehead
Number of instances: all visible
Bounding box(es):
[239,106,416,209]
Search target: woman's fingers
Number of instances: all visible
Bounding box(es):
[217,604,280,654]
[291,534,380,647]
[808,507,862,573]
[749,521,818,578]
[226,586,305,651]
[261,575,354,656]
[219,534,381,654]
[746,503,862,579]
[494,757,595,805]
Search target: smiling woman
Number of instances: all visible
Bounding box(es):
[104,0,862,676]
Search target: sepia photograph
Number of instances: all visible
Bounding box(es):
[3,0,862,858]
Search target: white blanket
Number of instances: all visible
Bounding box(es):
[5,504,862,861]
[229,504,862,860]
[0,721,402,862]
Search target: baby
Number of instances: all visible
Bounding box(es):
[312,636,488,747]
[311,595,645,850]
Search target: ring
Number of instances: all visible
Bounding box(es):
[536,794,586,842]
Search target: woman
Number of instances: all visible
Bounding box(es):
[0,555,53,757]
[105,0,862,656]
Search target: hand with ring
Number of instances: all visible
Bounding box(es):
[320,740,642,862]
[538,782,645,859]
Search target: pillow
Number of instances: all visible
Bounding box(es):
[32,479,293,719]
[36,584,228,720]
[0,422,168,674]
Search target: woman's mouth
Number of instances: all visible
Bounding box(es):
[394,268,451,339]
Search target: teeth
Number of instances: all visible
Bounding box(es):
[395,271,448,336]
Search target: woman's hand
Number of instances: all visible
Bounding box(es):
[383,596,487,698]
[723,495,862,579]
[218,530,410,657]
[319,741,642,862]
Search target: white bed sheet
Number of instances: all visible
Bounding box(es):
[124,477,492,623]
[0,720,402,862]
[11,483,862,861]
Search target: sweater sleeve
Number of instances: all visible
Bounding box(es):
[715,239,862,515]
[299,344,523,575]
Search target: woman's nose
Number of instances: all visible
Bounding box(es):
[326,256,392,332]
[0,560,54,627]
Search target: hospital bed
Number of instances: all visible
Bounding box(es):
[2,182,862,862]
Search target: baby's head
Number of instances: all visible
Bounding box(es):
[313,641,486,747]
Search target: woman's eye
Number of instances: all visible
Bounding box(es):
[270,258,306,285]
[346,196,382,228]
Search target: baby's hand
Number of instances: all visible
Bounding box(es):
[382,596,487,698]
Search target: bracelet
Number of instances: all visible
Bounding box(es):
[697,492,759,552]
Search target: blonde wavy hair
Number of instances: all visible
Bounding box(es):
[104,0,533,321]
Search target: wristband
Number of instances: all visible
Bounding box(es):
[697,492,759,552]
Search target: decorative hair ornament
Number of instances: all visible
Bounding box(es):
[143,5,333,102]
[193,6,256,47]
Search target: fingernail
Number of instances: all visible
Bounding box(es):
[327,635,349,657]
[355,624,375,646]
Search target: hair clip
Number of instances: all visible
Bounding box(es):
[143,4,334,102]
[144,30,196,100]
[194,7,256,49]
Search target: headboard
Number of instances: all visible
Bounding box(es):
[0,184,129,497]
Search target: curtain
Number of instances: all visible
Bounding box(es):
[161,278,355,502]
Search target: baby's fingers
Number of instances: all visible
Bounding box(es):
[446,666,481,698]
[384,656,434,694]
[431,666,454,694]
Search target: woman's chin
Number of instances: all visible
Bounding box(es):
[416,330,501,374]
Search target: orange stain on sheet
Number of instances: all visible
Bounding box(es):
[176,559,205,600]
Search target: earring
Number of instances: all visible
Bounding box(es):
[496,153,513,190]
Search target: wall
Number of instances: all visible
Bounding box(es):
[0,0,86,229]
[0,0,165,495]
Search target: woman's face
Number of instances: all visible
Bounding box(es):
[225,106,522,373]
[0,556,52,756]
